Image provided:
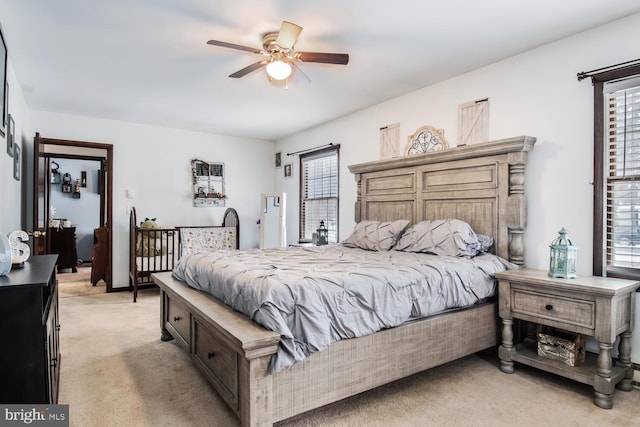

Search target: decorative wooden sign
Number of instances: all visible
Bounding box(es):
[458,98,489,145]
[405,125,448,155]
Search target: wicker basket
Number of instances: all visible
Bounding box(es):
[537,326,585,366]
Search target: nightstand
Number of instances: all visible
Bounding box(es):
[495,268,638,409]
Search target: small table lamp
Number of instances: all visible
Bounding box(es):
[549,227,577,278]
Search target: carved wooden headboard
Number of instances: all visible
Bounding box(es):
[347,136,536,265]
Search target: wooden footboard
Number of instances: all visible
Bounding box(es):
[153,272,497,426]
[154,272,280,426]
[271,302,496,422]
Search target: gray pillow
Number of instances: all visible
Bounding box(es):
[394,219,479,257]
[464,234,495,257]
[342,220,410,251]
[476,234,495,253]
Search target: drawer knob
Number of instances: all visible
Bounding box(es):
[545,304,553,311]
[208,351,216,359]
[173,316,181,322]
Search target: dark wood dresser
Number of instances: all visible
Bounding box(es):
[0,255,61,403]
[49,227,78,272]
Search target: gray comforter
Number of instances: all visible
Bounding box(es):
[172,245,515,372]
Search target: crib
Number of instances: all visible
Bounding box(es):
[129,207,239,302]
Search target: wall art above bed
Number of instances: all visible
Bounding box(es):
[458,98,489,146]
[404,125,448,155]
[191,158,225,207]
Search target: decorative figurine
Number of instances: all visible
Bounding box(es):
[8,230,30,267]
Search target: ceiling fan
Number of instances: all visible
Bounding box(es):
[206,21,349,83]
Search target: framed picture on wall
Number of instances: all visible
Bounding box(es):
[13,142,20,181]
[5,114,12,155]
[284,163,292,178]
[0,24,7,137]
[275,152,282,168]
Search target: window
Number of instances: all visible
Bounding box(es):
[591,64,640,279]
[299,147,339,243]
[605,78,640,272]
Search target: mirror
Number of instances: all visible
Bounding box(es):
[260,192,286,249]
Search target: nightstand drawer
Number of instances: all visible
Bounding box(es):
[512,289,595,329]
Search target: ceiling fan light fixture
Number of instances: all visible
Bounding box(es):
[207,20,348,83]
[266,58,292,80]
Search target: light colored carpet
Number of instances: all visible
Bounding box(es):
[58,288,640,427]
[57,265,105,298]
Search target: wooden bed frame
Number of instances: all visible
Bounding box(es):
[152,135,536,426]
[129,207,240,302]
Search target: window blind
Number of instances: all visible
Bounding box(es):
[300,148,339,242]
[605,78,640,269]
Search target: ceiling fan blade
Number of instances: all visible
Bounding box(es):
[276,21,302,49]
[229,60,267,78]
[207,39,262,55]
[295,52,349,65]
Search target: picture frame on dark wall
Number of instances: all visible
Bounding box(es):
[6,113,13,156]
[0,24,7,138]
[13,143,20,181]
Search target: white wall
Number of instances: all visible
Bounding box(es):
[274,14,640,362]
[30,110,275,288]
[0,60,31,234]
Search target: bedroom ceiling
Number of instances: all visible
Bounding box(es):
[0,1,639,141]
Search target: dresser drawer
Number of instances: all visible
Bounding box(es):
[166,296,190,345]
[193,318,238,409]
[511,288,595,330]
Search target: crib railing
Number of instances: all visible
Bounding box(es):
[129,206,240,302]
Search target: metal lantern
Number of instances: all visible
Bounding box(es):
[316,220,329,246]
[549,227,577,279]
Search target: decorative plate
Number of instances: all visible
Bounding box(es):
[0,235,12,276]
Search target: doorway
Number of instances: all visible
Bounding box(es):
[33,133,113,292]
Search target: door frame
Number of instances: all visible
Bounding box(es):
[33,133,114,292]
